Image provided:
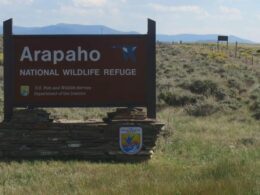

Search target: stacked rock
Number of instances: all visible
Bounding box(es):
[104,107,147,122]
[10,109,53,123]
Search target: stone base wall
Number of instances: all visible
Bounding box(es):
[0,120,163,161]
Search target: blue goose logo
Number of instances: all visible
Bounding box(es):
[122,46,137,63]
[112,45,137,63]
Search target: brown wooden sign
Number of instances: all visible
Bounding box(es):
[3,19,156,121]
[14,36,147,105]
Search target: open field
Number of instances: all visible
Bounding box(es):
[0,109,259,194]
[0,43,259,194]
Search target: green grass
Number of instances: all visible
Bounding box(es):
[0,109,259,194]
[0,43,259,194]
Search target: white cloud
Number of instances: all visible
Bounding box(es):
[149,3,208,16]
[219,6,241,15]
[56,4,110,19]
[0,0,33,5]
[56,0,128,18]
[218,0,244,3]
[53,0,124,24]
[73,0,107,7]
[219,6,242,20]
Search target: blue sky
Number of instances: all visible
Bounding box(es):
[1,0,260,42]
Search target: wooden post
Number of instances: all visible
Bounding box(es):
[3,19,14,122]
[227,40,229,49]
[147,19,156,119]
[235,41,238,58]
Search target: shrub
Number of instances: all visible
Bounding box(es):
[228,79,242,90]
[158,91,198,106]
[185,100,219,116]
[188,80,226,100]
[252,110,260,120]
[248,88,260,120]
[183,64,194,73]
[171,49,181,56]
[208,52,227,63]
[250,88,260,101]
[250,100,260,120]
[221,99,242,110]
[189,80,217,94]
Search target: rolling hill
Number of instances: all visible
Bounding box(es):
[0,23,255,43]
[0,23,137,35]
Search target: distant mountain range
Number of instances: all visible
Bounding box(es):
[157,34,254,44]
[0,23,254,43]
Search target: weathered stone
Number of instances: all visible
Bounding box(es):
[67,141,82,148]
[104,107,147,122]
[10,109,53,124]
[0,108,164,161]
